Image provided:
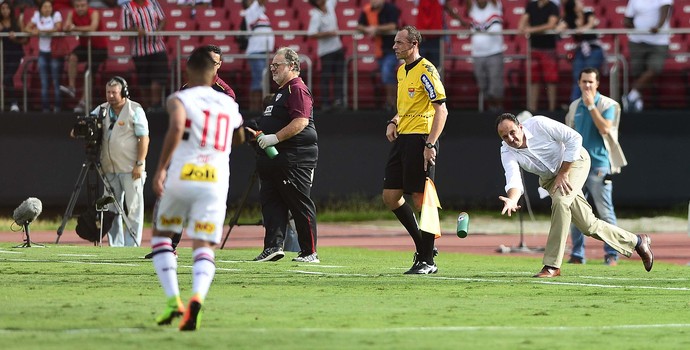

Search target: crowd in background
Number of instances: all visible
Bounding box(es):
[0,0,679,113]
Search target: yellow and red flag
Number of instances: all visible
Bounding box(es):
[419,177,442,238]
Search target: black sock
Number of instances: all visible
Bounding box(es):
[171,233,182,250]
[420,231,435,264]
[635,235,641,249]
[392,203,422,253]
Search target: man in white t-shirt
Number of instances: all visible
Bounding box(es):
[243,0,275,112]
[464,0,505,111]
[307,0,345,110]
[622,0,673,112]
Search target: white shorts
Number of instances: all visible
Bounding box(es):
[155,180,228,244]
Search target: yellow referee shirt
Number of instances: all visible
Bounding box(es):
[396,58,446,135]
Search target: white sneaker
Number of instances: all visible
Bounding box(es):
[10,103,19,112]
[292,252,320,263]
[59,85,76,98]
[74,102,85,113]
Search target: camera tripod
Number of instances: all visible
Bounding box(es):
[56,150,137,245]
[220,171,262,249]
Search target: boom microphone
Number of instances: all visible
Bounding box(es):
[13,197,43,225]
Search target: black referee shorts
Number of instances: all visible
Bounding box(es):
[383,134,436,194]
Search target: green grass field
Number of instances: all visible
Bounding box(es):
[1,245,689,350]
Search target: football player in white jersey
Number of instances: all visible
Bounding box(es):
[149,46,244,331]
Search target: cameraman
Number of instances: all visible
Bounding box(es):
[93,76,149,247]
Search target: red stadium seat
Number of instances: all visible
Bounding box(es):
[338,5,361,30]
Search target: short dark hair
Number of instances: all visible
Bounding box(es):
[187,46,216,73]
[495,113,519,129]
[579,67,600,82]
[401,25,422,45]
[203,44,222,58]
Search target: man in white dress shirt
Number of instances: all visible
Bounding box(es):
[495,113,653,277]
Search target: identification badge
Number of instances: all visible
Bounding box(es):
[180,163,217,182]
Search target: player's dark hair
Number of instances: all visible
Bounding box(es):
[187,46,216,73]
[203,44,222,58]
[495,113,519,129]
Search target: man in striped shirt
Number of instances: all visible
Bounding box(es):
[121,0,169,111]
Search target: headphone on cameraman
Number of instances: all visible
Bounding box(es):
[110,76,129,99]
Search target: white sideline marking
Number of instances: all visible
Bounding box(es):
[429,276,690,291]
[297,264,345,268]
[58,254,98,257]
[0,250,23,254]
[2,324,690,335]
[285,270,690,292]
[65,261,139,267]
[294,323,690,333]
[290,270,369,277]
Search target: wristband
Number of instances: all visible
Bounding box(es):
[387,119,397,127]
[587,104,596,111]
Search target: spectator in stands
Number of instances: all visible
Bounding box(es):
[413,0,462,68]
[0,0,28,112]
[460,0,504,111]
[556,0,604,102]
[177,0,212,19]
[622,0,672,112]
[25,0,64,112]
[121,0,169,112]
[307,0,345,111]
[357,0,400,111]
[518,0,559,112]
[243,0,274,113]
[61,0,109,113]
[564,67,627,266]
[12,0,37,12]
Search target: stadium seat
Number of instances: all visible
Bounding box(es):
[502,1,525,29]
[338,5,361,30]
[445,58,478,110]
[448,32,471,56]
[398,5,417,27]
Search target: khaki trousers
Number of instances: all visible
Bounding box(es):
[539,149,638,268]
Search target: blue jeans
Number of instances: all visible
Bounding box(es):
[569,166,619,260]
[38,52,63,111]
[570,45,605,101]
[248,54,268,92]
[379,53,399,85]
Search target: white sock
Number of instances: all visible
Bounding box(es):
[151,236,179,298]
[192,247,216,301]
[628,89,640,101]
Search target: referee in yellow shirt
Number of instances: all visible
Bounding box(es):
[383,25,449,275]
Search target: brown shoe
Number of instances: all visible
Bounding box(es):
[635,234,654,272]
[567,256,584,264]
[533,265,561,278]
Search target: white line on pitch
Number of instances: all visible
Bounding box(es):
[0,250,23,254]
[429,276,690,291]
[290,270,369,277]
[64,261,139,267]
[58,254,98,257]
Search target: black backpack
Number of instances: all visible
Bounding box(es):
[75,206,116,243]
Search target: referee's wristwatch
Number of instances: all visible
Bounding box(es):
[425,142,437,150]
[135,160,144,167]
